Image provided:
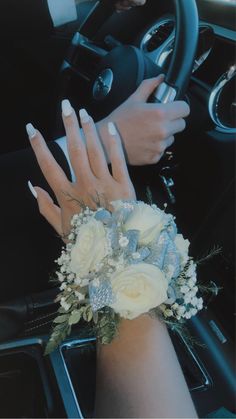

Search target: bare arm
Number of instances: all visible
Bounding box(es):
[95,315,198,418]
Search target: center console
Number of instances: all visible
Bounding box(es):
[1,321,231,419]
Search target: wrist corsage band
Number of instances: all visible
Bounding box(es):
[45,200,218,354]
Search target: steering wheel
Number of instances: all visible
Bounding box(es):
[58,0,199,123]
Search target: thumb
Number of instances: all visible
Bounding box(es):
[134,74,165,101]
[34,186,62,237]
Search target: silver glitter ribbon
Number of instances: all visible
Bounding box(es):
[163,239,180,280]
[146,231,169,268]
[146,230,180,281]
[109,223,120,251]
[124,230,139,254]
[89,279,114,312]
[129,247,151,264]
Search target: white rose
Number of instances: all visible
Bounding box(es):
[124,202,167,245]
[69,218,108,278]
[110,263,168,319]
[174,234,190,265]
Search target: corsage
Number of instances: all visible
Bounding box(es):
[45,200,217,354]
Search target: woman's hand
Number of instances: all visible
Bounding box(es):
[26,101,136,240]
[97,75,190,166]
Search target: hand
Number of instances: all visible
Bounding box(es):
[98,75,190,166]
[27,102,136,240]
[115,0,146,11]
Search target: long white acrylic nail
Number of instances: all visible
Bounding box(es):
[28,180,38,199]
[79,108,90,124]
[62,99,73,117]
[26,123,36,139]
[108,122,117,136]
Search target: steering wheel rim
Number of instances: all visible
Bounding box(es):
[78,0,199,102]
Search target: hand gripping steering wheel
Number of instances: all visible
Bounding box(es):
[59,0,199,121]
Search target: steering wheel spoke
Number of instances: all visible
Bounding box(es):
[61,32,108,83]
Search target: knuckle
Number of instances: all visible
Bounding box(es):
[158,126,168,139]
[70,144,83,157]
[38,201,45,216]
[41,160,52,173]
[83,183,94,198]
[140,79,149,89]
[184,102,191,116]
[147,152,161,165]
[180,101,190,117]
[155,107,165,121]
[87,143,97,155]
[150,141,162,153]
[150,155,160,165]
[84,176,95,191]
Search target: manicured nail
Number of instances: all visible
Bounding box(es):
[62,99,73,117]
[79,109,90,124]
[28,180,38,199]
[108,122,117,136]
[26,123,36,139]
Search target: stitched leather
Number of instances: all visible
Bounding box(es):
[0,288,59,342]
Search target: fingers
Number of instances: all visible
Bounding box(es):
[26,123,68,194]
[163,135,175,149]
[168,119,186,136]
[61,100,92,182]
[153,135,175,157]
[144,101,189,140]
[147,100,190,121]
[62,101,110,180]
[28,182,62,236]
[79,109,109,178]
[148,136,174,165]
[106,122,131,183]
[134,75,165,101]
[163,101,190,120]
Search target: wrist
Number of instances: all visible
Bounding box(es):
[97,314,166,355]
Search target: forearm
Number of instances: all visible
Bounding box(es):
[95,315,198,418]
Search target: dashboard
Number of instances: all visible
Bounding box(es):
[137,14,236,134]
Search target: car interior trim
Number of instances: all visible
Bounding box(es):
[208,65,236,133]
[203,22,236,42]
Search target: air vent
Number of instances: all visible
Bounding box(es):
[142,20,174,53]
